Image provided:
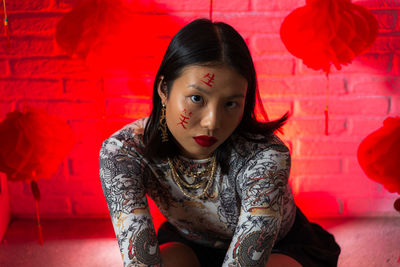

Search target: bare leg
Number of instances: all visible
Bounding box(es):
[266,253,302,267]
[160,242,201,267]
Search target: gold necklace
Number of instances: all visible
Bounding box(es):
[167,156,217,199]
[173,157,212,179]
[174,172,208,189]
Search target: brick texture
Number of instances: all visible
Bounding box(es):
[350,79,399,95]
[252,0,304,11]
[371,9,398,33]
[341,53,394,74]
[71,196,110,217]
[369,36,400,53]
[294,96,390,116]
[293,174,380,198]
[251,34,292,56]
[3,0,398,218]
[57,0,79,9]
[258,75,348,97]
[0,60,9,77]
[283,118,347,137]
[218,14,285,34]
[254,56,295,76]
[0,78,61,100]
[389,96,400,115]
[355,0,400,8]
[14,100,104,120]
[67,142,103,182]
[291,158,342,176]
[63,79,103,100]
[294,138,362,157]
[8,13,63,36]
[104,77,153,99]
[68,119,105,145]
[150,0,251,12]
[6,0,55,12]
[105,99,152,119]
[10,57,90,78]
[347,118,384,137]
[5,0,53,11]
[214,0,250,12]
[0,37,55,56]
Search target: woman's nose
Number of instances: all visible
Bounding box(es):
[200,107,221,131]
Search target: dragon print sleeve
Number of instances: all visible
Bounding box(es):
[223,144,291,267]
[99,133,161,267]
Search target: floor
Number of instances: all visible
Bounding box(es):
[0,217,399,267]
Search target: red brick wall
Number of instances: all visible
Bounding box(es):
[1,0,399,219]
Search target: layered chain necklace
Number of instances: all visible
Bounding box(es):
[167,156,217,199]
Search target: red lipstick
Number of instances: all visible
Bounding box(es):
[193,136,218,147]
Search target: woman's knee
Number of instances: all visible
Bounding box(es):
[160,242,201,267]
[266,253,302,267]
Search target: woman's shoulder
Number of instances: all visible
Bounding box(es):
[100,117,148,157]
[119,117,148,136]
[230,132,289,159]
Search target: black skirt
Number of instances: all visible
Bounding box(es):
[157,207,341,267]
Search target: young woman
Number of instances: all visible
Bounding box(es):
[99,19,340,267]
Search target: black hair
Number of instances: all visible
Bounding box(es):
[143,18,288,174]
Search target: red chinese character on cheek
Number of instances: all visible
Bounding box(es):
[202,73,215,87]
[177,109,192,129]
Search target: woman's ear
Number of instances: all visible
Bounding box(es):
[157,76,167,105]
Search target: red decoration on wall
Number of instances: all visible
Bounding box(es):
[0,108,75,182]
[280,0,379,73]
[280,0,378,135]
[357,117,400,195]
[0,108,75,244]
[55,0,138,74]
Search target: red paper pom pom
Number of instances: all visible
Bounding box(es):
[55,0,164,75]
[0,108,75,182]
[280,0,378,73]
[357,117,400,194]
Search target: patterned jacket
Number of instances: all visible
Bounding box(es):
[99,118,296,267]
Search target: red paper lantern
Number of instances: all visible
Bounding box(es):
[55,0,132,73]
[357,117,400,195]
[55,0,127,60]
[0,108,75,244]
[55,0,166,75]
[280,0,378,73]
[0,108,75,182]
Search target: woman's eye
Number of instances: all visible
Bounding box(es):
[190,95,203,104]
[226,101,238,109]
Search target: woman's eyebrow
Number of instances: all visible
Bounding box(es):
[227,94,246,99]
[188,84,210,95]
[188,84,245,99]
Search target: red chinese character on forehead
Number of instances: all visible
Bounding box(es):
[177,109,192,129]
[202,73,215,87]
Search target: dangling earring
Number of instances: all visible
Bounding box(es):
[159,104,168,142]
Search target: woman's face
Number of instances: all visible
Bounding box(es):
[158,64,248,159]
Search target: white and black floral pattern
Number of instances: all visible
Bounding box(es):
[99,118,296,267]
